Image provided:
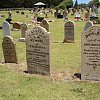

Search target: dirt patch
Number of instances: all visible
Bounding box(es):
[0,62,81,81]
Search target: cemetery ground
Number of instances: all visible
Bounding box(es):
[0,10,100,100]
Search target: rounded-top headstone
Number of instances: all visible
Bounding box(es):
[21,23,28,38]
[40,19,49,32]
[2,21,11,36]
[84,21,93,31]
[64,21,75,43]
[2,36,17,63]
[81,26,100,81]
[26,26,50,75]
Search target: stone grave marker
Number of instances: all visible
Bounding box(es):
[2,21,11,36]
[84,11,90,21]
[40,19,49,32]
[21,23,28,38]
[26,26,50,75]
[81,26,100,81]
[13,22,21,30]
[64,21,74,43]
[84,21,93,31]
[98,7,100,15]
[63,10,68,19]
[75,12,81,20]
[2,36,17,63]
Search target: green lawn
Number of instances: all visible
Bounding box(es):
[0,10,100,100]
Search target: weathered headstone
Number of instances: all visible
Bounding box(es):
[64,21,74,43]
[63,10,68,19]
[40,19,49,32]
[2,21,11,36]
[84,11,90,21]
[98,7,100,15]
[2,36,17,63]
[84,21,93,31]
[13,22,21,30]
[26,26,50,75]
[21,23,28,38]
[81,26,100,81]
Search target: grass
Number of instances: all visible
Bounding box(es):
[0,9,100,100]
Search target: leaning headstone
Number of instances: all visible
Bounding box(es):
[84,21,93,31]
[40,19,49,32]
[21,23,28,38]
[81,26,100,81]
[2,21,11,36]
[64,21,74,43]
[2,36,17,63]
[26,26,50,75]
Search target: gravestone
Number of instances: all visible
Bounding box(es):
[84,11,90,21]
[26,26,50,75]
[81,26,100,81]
[2,36,17,63]
[64,21,74,43]
[21,23,28,38]
[37,17,44,22]
[84,21,93,31]
[63,10,68,18]
[75,12,81,20]
[2,21,11,36]
[98,7,100,15]
[13,22,21,29]
[40,19,49,32]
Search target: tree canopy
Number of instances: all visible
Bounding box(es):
[0,0,73,8]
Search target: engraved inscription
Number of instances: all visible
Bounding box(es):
[26,26,50,75]
[2,36,17,63]
[64,21,74,42]
[81,26,100,81]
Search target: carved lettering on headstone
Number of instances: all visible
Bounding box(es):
[81,26,100,81]
[64,21,74,43]
[2,36,17,63]
[26,26,50,75]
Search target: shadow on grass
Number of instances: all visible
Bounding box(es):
[74,73,81,79]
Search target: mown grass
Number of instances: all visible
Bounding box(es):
[0,9,100,100]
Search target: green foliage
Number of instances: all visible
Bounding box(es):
[97,18,100,24]
[74,0,78,8]
[79,3,86,8]
[0,0,64,8]
[57,0,73,10]
[58,2,66,9]
[88,0,99,7]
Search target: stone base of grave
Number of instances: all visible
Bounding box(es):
[63,39,75,43]
[19,38,26,42]
[28,69,50,75]
[12,28,19,31]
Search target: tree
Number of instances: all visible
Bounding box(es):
[88,0,99,7]
[57,0,73,10]
[74,0,78,8]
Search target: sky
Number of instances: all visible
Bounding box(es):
[73,0,91,4]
